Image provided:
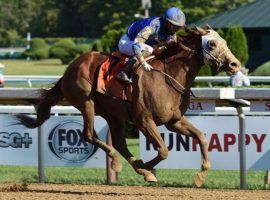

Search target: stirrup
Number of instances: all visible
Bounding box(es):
[116,72,133,84]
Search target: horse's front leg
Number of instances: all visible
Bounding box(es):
[165,116,211,187]
[136,117,169,175]
[106,117,157,182]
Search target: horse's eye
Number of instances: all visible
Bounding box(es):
[207,40,216,50]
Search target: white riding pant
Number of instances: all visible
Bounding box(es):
[118,34,153,57]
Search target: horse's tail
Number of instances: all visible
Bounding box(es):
[16,78,64,128]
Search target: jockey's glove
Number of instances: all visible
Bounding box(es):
[142,61,153,71]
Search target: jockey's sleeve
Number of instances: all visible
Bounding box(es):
[134,26,153,43]
[132,26,154,63]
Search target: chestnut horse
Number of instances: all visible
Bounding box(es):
[16,26,240,187]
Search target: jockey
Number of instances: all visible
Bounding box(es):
[117,7,186,84]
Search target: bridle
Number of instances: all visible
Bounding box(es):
[201,32,230,72]
[149,30,229,96]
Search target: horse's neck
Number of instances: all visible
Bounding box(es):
[167,50,203,90]
[185,53,204,88]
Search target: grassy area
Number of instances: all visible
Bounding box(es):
[0,139,267,190]
[0,59,67,75]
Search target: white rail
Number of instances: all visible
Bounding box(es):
[0,88,269,104]
[1,75,270,87]
[195,76,270,83]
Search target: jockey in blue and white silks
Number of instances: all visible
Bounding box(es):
[117,7,186,84]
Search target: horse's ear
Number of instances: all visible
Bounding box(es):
[184,25,199,35]
[206,24,213,30]
[194,25,207,35]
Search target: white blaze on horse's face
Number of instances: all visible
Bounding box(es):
[201,30,240,74]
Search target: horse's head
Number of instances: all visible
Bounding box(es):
[155,26,240,75]
[194,25,240,75]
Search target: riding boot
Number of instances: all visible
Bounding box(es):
[116,57,137,84]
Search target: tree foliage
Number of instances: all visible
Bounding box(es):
[100,28,126,52]
[0,29,20,47]
[225,25,249,65]
[0,0,254,38]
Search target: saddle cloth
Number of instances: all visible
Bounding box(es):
[96,52,133,101]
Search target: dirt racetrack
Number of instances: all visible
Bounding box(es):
[0,183,270,200]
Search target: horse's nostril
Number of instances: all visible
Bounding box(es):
[230,62,238,68]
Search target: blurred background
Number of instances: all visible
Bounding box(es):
[0,0,269,86]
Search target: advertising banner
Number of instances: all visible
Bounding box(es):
[0,115,107,167]
[0,115,37,166]
[140,116,270,170]
[250,101,270,112]
[186,100,215,114]
[42,116,107,167]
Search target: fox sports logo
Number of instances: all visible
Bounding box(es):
[48,121,98,163]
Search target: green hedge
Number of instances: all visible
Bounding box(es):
[49,38,77,64]
[45,37,96,45]
[75,44,92,54]
[25,38,50,60]
[91,39,103,52]
[198,65,212,76]
[250,61,270,76]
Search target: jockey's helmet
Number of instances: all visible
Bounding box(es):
[165,7,186,27]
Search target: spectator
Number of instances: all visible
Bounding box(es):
[0,63,4,87]
[229,67,250,86]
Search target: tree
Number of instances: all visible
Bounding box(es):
[0,29,20,47]
[225,25,248,65]
[216,28,225,38]
[29,0,60,37]
[0,0,256,38]
[79,0,140,37]
[101,28,126,52]
[0,0,44,36]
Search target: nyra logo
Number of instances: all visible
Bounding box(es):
[0,132,32,148]
[265,102,270,111]
[48,121,98,163]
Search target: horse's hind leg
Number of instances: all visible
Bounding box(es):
[82,100,122,172]
[165,116,211,187]
[106,117,157,182]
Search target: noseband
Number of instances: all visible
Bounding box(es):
[201,33,229,71]
[151,30,229,96]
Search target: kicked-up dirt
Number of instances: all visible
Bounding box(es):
[0,183,269,200]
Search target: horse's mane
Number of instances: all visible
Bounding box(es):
[154,26,206,60]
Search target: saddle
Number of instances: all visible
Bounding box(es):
[96,52,133,101]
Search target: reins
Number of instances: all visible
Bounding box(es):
[143,36,199,98]
[150,68,195,98]
[142,56,190,96]
[138,56,187,96]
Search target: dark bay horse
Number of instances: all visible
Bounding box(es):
[16,26,240,187]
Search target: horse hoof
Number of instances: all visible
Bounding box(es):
[144,173,158,182]
[112,161,122,172]
[203,161,211,171]
[194,172,206,187]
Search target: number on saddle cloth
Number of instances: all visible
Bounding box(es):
[103,52,129,79]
